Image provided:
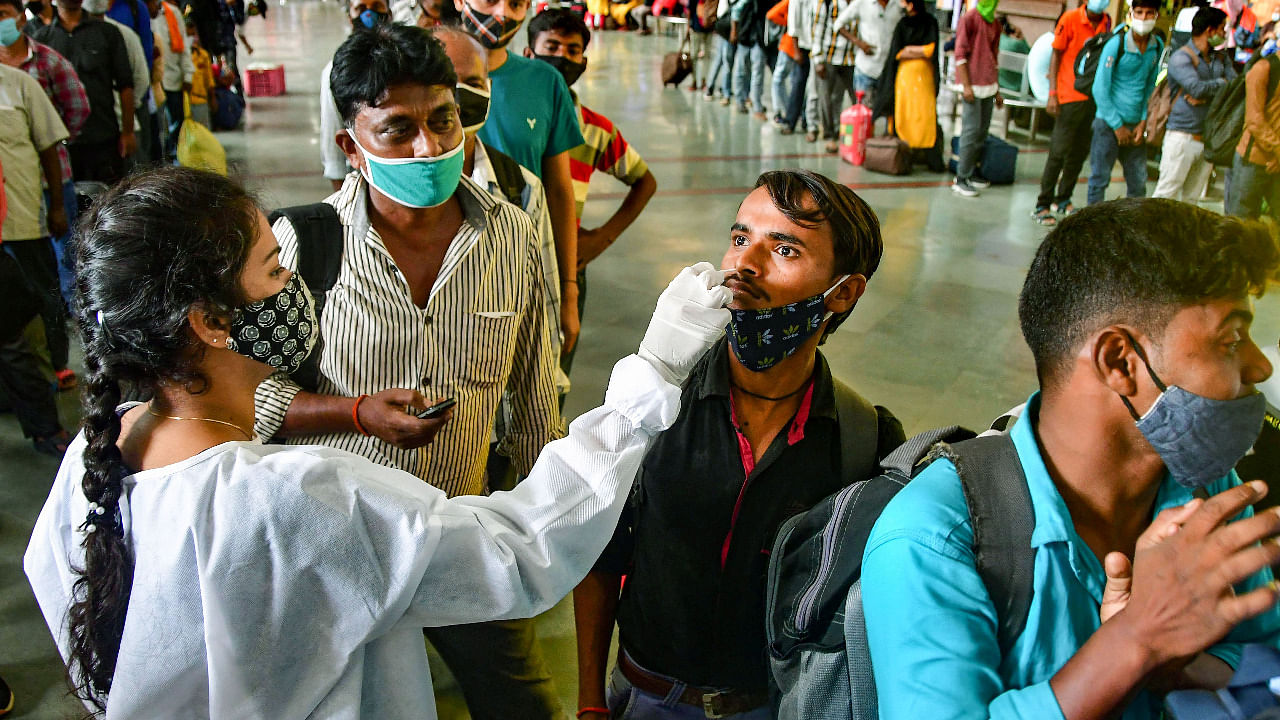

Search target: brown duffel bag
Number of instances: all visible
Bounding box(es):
[863,135,912,175]
[661,35,694,87]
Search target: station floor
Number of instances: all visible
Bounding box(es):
[3,3,1279,717]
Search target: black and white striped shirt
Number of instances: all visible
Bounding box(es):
[254,173,563,497]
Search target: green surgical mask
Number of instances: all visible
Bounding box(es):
[350,133,465,209]
[977,0,998,22]
[1208,33,1226,46]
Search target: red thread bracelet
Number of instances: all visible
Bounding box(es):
[576,708,608,719]
[352,394,371,437]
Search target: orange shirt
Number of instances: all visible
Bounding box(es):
[1051,6,1111,105]
[767,0,801,61]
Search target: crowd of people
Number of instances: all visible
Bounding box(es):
[2,0,1280,717]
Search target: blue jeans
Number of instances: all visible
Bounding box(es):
[707,35,736,98]
[783,48,810,130]
[42,178,78,304]
[733,43,767,111]
[1226,153,1280,219]
[607,654,771,720]
[854,68,877,110]
[1087,117,1148,205]
[772,52,800,119]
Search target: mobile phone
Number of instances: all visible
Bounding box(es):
[416,398,457,419]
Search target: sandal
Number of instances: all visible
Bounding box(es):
[1052,202,1076,216]
[33,429,72,458]
[1031,207,1058,227]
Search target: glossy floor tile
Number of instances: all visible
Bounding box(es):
[2,2,1277,717]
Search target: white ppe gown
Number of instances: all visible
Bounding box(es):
[25,355,679,719]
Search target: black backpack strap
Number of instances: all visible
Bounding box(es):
[483,144,529,208]
[831,377,879,486]
[267,203,343,390]
[932,432,1036,656]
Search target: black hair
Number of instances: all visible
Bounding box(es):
[1130,0,1161,11]
[1192,6,1228,35]
[902,0,925,15]
[526,8,592,49]
[67,166,259,711]
[1018,198,1279,392]
[330,23,458,127]
[753,170,883,343]
[0,0,23,13]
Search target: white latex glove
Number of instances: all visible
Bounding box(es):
[638,262,733,386]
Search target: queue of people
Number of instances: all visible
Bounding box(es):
[3,0,1280,717]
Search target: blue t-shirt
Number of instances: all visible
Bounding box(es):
[1092,29,1163,129]
[107,0,154,81]
[862,393,1280,720]
[477,54,584,179]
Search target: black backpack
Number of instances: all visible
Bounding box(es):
[1203,54,1280,167]
[765,410,1035,720]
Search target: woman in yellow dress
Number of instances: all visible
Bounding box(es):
[873,0,946,171]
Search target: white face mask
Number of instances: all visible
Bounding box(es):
[1130,15,1156,35]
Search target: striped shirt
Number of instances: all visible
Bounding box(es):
[811,0,857,66]
[254,173,563,498]
[569,101,650,221]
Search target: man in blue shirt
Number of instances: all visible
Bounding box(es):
[456,0,585,358]
[863,198,1280,720]
[1087,0,1162,205]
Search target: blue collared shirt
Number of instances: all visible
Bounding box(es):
[862,393,1280,720]
[1092,29,1163,129]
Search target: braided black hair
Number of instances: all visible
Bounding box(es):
[68,167,259,709]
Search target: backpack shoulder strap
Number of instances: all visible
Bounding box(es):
[268,203,344,301]
[933,432,1036,656]
[483,144,530,208]
[266,203,343,391]
[831,376,879,486]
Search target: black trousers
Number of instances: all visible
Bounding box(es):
[5,240,69,371]
[69,138,126,185]
[1036,99,1096,210]
[0,322,61,439]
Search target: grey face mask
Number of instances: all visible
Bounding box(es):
[1121,334,1267,489]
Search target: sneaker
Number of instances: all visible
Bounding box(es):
[952,178,981,197]
[1052,201,1076,216]
[1031,207,1058,226]
[703,91,716,102]
[0,674,12,716]
[969,176,992,190]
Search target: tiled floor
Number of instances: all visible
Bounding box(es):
[2,2,1278,717]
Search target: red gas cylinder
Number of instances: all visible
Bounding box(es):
[840,91,873,166]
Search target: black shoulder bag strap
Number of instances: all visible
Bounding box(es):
[934,432,1036,656]
[831,377,880,487]
[483,144,530,208]
[267,202,343,390]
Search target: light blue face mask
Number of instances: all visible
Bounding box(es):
[350,133,465,209]
[0,17,22,46]
[1121,334,1267,489]
[1085,0,1109,15]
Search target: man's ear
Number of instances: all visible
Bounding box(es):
[452,0,464,12]
[188,303,232,349]
[1092,326,1144,398]
[336,129,363,172]
[825,274,867,315]
[522,45,533,58]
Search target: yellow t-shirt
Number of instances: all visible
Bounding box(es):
[190,47,213,105]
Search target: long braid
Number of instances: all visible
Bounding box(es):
[67,349,132,710]
[60,166,260,711]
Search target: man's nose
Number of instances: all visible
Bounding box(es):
[736,242,769,276]
[415,130,451,158]
[1243,340,1274,388]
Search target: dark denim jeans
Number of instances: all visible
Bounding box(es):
[1087,117,1148,205]
[1226,153,1280,219]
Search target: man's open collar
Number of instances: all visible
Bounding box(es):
[693,336,838,421]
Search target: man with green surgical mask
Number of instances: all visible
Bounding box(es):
[951,0,1003,197]
[256,23,565,720]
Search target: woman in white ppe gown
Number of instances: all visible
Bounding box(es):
[24,167,732,719]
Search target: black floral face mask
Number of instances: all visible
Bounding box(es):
[225,274,318,373]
